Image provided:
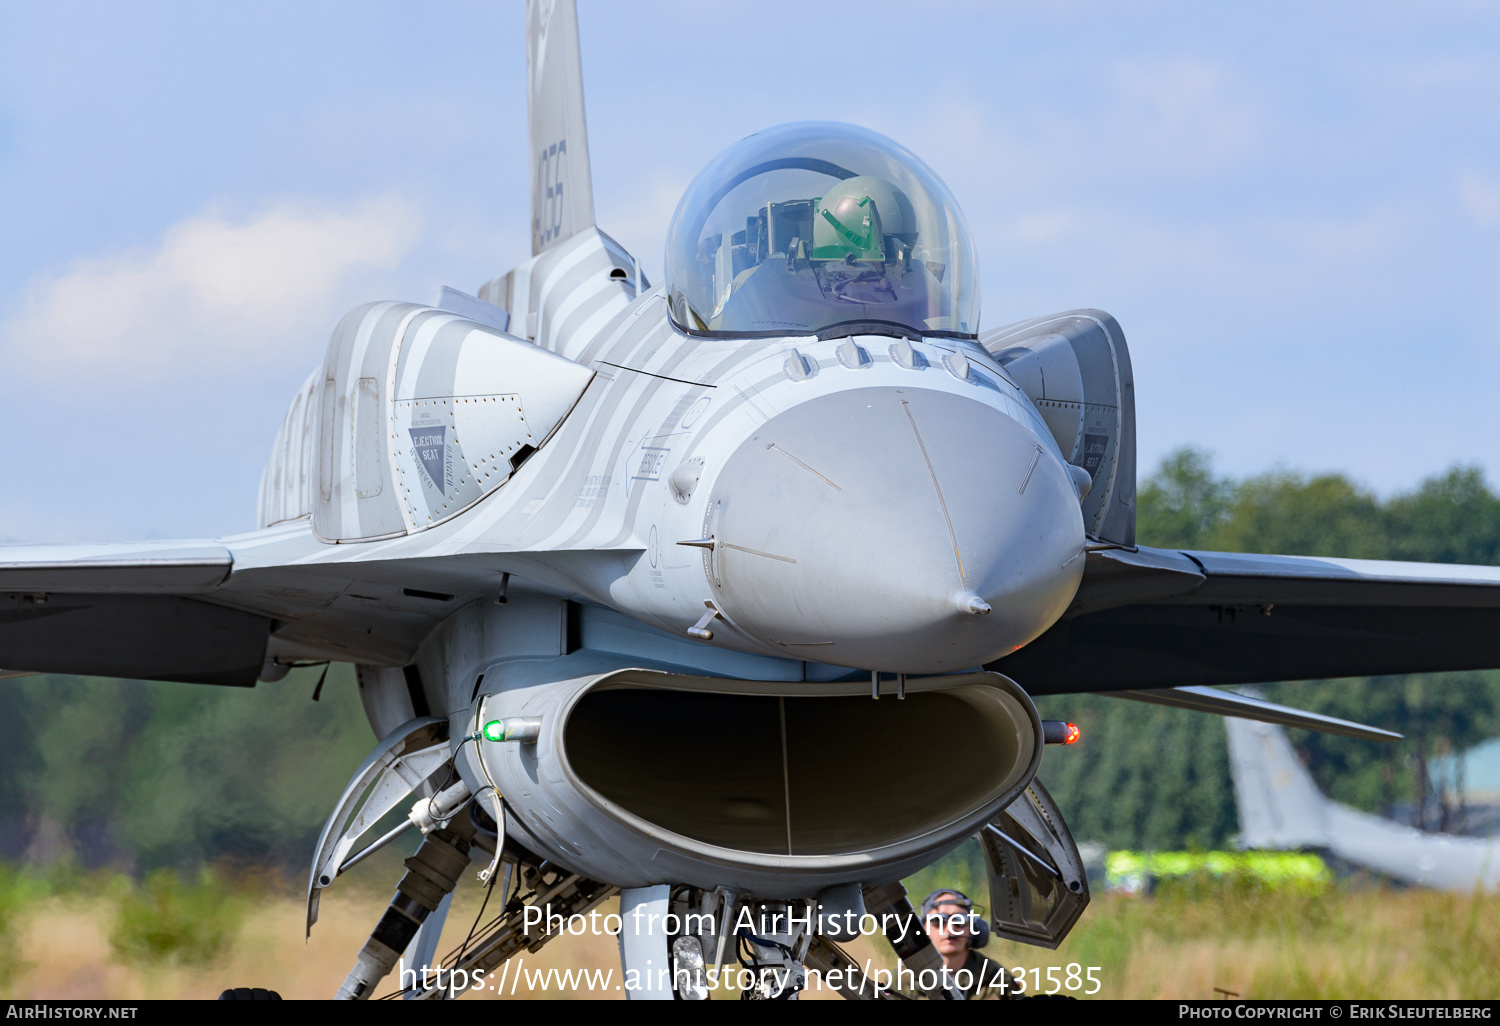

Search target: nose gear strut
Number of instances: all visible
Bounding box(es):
[336,816,477,1000]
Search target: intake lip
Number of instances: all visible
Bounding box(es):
[557,671,1042,868]
[472,667,1043,893]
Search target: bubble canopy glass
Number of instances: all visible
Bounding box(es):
[664,122,979,340]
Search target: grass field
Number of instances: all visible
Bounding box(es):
[2,864,1496,1001]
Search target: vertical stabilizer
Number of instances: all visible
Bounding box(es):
[1226,717,1331,849]
[527,0,595,256]
[1228,717,1500,890]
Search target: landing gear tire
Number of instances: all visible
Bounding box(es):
[217,988,282,1000]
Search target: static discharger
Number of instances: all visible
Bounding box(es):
[1042,721,1081,745]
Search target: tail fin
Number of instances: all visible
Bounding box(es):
[527,0,595,255]
[1225,717,1331,849]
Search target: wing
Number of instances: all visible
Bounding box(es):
[992,544,1500,694]
[0,523,641,687]
[0,540,268,686]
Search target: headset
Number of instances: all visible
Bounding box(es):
[920,889,990,949]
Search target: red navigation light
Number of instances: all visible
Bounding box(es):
[1041,720,1081,745]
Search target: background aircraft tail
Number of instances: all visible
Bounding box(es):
[1228,715,1500,890]
[527,0,595,255]
[1226,716,1331,849]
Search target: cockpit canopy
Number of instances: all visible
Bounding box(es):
[665,122,979,340]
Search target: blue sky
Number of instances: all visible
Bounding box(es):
[2,1,1498,542]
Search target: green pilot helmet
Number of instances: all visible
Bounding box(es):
[664,121,979,338]
[811,175,913,262]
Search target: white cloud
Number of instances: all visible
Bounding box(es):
[5,197,420,379]
[1459,171,1500,227]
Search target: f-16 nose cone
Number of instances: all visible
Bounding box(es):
[702,386,1085,672]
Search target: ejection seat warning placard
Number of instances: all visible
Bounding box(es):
[410,427,447,495]
[1082,433,1108,479]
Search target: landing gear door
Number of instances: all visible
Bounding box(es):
[978,778,1089,950]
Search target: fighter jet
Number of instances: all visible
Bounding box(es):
[5,0,1500,1000]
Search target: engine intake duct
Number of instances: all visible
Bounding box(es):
[471,668,1042,894]
[569,688,1019,856]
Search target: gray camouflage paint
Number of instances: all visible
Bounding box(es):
[11,0,1500,929]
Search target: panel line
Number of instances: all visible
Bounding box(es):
[901,401,965,587]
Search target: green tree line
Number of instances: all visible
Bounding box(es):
[1036,450,1500,849]
[0,666,371,872]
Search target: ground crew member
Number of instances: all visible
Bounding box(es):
[913,889,1015,1000]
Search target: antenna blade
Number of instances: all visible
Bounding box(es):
[526,0,595,255]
